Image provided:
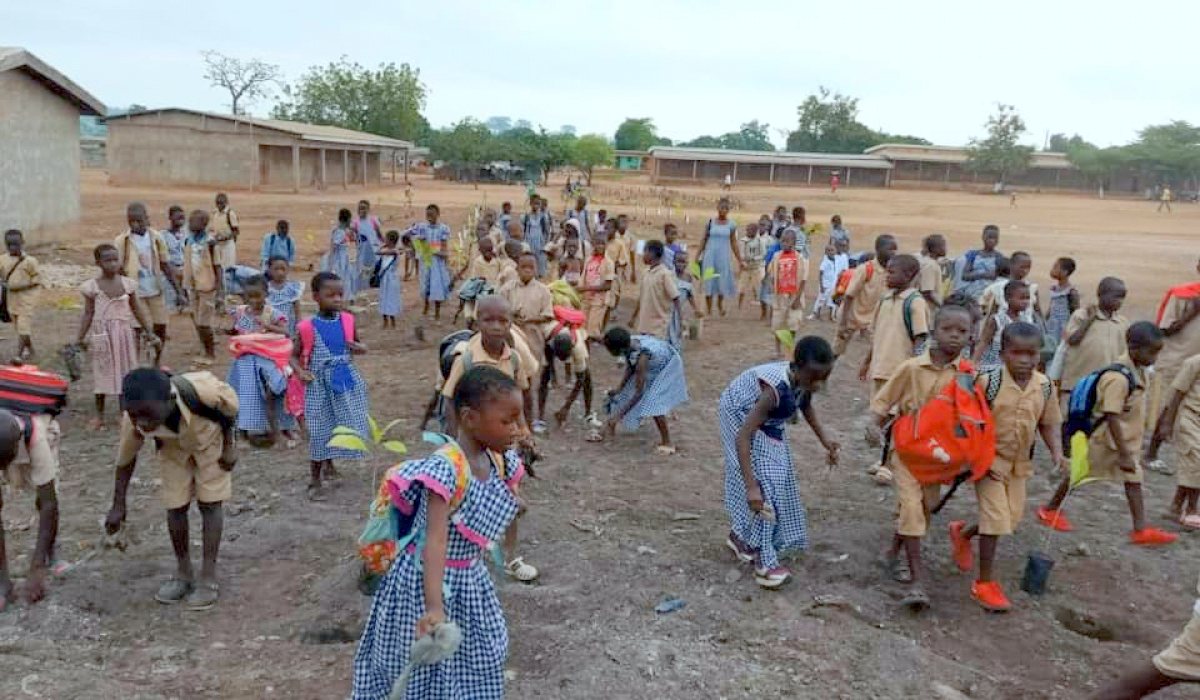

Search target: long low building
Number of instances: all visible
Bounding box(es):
[649,143,1087,191]
[649,146,893,187]
[105,108,416,191]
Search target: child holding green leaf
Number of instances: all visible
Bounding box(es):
[669,250,705,349]
[768,229,807,358]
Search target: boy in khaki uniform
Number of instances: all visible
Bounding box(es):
[210,192,239,272]
[181,211,224,364]
[1060,277,1129,399]
[115,202,175,353]
[948,322,1065,612]
[835,234,897,356]
[918,234,946,310]
[0,408,62,607]
[860,255,929,396]
[458,237,504,322]
[106,368,238,610]
[1038,322,1179,547]
[870,304,974,610]
[632,240,679,340]
[0,229,41,361]
[1149,352,1200,526]
[738,223,768,311]
[502,253,555,384]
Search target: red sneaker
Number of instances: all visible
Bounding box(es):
[1130,527,1179,546]
[948,520,974,572]
[971,580,1012,612]
[1036,506,1074,532]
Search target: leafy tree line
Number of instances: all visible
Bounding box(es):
[1060,123,1200,191]
[429,120,613,185]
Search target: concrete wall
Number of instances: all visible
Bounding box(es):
[107,121,256,188]
[0,69,82,240]
[80,137,106,168]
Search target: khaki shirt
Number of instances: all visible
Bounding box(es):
[116,372,238,469]
[211,208,239,266]
[1158,296,1200,379]
[1093,354,1147,454]
[845,259,887,330]
[582,254,616,304]
[986,367,1061,467]
[918,253,943,304]
[870,350,961,418]
[868,289,929,381]
[549,327,590,373]
[442,333,535,396]
[1170,354,1200,454]
[465,255,504,286]
[504,279,554,327]
[607,233,631,267]
[1061,309,1129,391]
[0,253,40,314]
[497,259,518,289]
[636,263,679,338]
[115,230,170,283]
[183,232,220,293]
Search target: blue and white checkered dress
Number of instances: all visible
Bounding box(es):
[720,363,810,569]
[227,305,296,433]
[304,314,370,461]
[352,450,521,700]
[416,222,453,302]
[326,226,360,299]
[267,280,304,337]
[668,278,694,350]
[607,335,689,430]
[378,254,402,317]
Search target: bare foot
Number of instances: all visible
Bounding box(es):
[23,567,46,604]
[553,409,569,427]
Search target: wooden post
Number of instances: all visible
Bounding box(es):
[342,150,349,189]
[292,144,300,193]
[807,165,813,184]
[404,150,410,183]
[361,150,368,186]
[945,164,951,183]
[769,162,775,183]
[732,162,738,183]
[885,168,892,187]
[691,160,698,180]
[319,148,327,190]
[917,161,923,182]
[845,168,851,186]
[1055,169,1061,187]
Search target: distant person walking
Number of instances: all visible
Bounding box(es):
[830,172,840,196]
[1159,185,1174,213]
[211,193,239,273]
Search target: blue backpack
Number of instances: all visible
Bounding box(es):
[1064,364,1136,438]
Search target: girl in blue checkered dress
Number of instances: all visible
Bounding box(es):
[352,367,524,700]
[720,336,839,588]
[416,204,453,318]
[600,329,689,454]
[225,276,296,439]
[325,208,360,300]
[266,257,304,337]
[295,272,370,499]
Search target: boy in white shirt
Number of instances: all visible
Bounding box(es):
[810,241,847,321]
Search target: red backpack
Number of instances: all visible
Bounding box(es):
[833,264,871,303]
[0,365,69,415]
[1156,282,1200,325]
[549,305,586,341]
[891,358,995,490]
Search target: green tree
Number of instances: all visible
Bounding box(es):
[722,120,774,151]
[485,116,513,134]
[202,51,282,115]
[430,118,495,181]
[1047,133,1093,152]
[1067,143,1130,191]
[272,57,428,142]
[785,87,929,153]
[614,118,661,151]
[570,134,614,185]
[1127,121,1200,186]
[965,104,1034,185]
[680,135,723,148]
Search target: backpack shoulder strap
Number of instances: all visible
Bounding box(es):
[341,312,355,342]
[297,319,315,366]
[1040,374,1053,403]
[902,290,920,341]
[978,366,1003,407]
[172,375,233,432]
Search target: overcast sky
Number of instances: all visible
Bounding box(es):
[6,0,1193,149]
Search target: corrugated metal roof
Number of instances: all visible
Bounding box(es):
[866,143,1074,169]
[0,47,105,115]
[648,146,893,170]
[108,107,414,150]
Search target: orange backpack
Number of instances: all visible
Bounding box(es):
[833,263,871,303]
[891,358,995,489]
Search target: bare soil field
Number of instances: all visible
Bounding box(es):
[2,171,1199,699]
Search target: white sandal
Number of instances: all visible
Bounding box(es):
[506,557,539,582]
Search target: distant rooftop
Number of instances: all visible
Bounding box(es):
[0,46,105,115]
[107,107,415,150]
[648,146,893,170]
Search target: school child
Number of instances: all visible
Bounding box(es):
[738,223,768,311]
[860,254,929,392]
[416,204,453,319]
[1043,257,1079,346]
[809,241,843,322]
[540,326,600,431]
[698,199,741,316]
[377,230,403,329]
[325,208,359,300]
[401,232,417,281]
[870,304,974,609]
[266,256,304,337]
[835,234,896,356]
[1059,278,1130,405]
[116,203,173,354]
[107,367,238,610]
[351,366,526,700]
[293,272,370,500]
[260,219,296,271]
[770,207,790,238]
[211,192,240,274]
[163,205,188,313]
[225,274,293,438]
[663,222,684,274]
[561,257,583,287]
[784,206,810,258]
[77,244,159,429]
[632,240,681,340]
[1038,322,1178,546]
[503,253,554,410]
[0,229,40,362]
[181,211,224,365]
[918,234,947,310]
[596,209,608,233]
[498,240,522,290]
[974,280,1034,370]
[721,336,839,588]
[768,229,809,358]
[497,200,513,235]
[1148,353,1200,528]
[568,195,592,239]
[981,251,1036,318]
[948,322,1065,611]
[0,402,62,608]
[955,224,1004,299]
[829,214,851,249]
[668,250,705,349]
[581,235,615,339]
[521,195,553,277]
[1150,256,1200,450]
[599,327,689,454]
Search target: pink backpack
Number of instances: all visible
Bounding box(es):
[297,312,356,369]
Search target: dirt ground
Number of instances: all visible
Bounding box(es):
[2,171,1200,699]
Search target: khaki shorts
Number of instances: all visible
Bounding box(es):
[142,293,167,325]
[771,294,805,332]
[1155,612,1200,681]
[2,415,60,489]
[738,267,765,297]
[975,456,1031,536]
[10,313,31,335]
[892,457,943,537]
[584,297,607,337]
[160,453,231,509]
[1181,447,1200,490]
[190,290,217,328]
[1086,439,1144,484]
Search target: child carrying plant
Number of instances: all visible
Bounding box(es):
[77,244,159,429]
[225,275,295,446]
[768,229,808,358]
[1148,351,1200,528]
[668,250,704,350]
[377,230,403,329]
